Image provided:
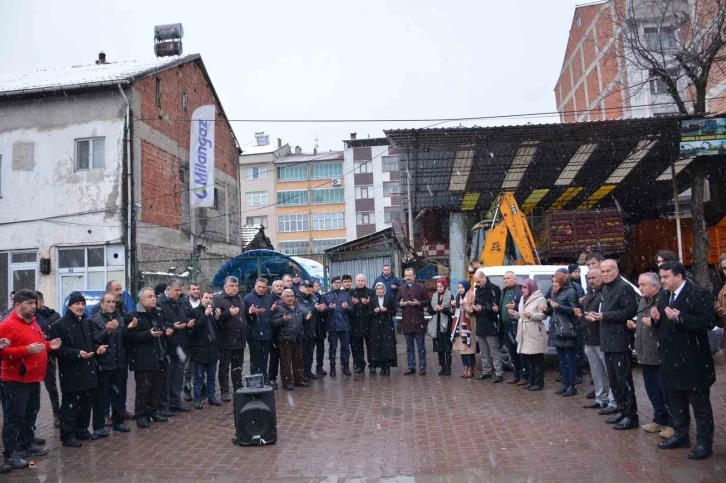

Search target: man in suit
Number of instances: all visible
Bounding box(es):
[651,261,716,460]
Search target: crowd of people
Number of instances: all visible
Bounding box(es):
[0,253,722,473]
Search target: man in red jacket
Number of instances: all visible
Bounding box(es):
[0,289,61,471]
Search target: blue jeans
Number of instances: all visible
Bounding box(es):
[328,331,351,365]
[556,347,577,386]
[641,364,670,426]
[194,362,217,403]
[405,333,426,371]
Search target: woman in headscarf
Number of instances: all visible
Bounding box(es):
[427,278,454,376]
[451,280,476,378]
[511,278,547,391]
[368,282,398,375]
[545,271,580,396]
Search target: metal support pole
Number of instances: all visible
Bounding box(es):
[406,166,414,247]
[671,161,683,261]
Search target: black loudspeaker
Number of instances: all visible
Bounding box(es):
[233,375,277,446]
[40,258,51,275]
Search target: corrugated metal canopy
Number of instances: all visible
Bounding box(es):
[384,117,708,220]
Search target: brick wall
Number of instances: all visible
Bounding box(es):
[141,141,181,226]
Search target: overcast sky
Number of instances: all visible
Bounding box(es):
[0,0,582,152]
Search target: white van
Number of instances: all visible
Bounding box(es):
[479,265,640,356]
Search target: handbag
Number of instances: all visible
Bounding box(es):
[555,313,576,338]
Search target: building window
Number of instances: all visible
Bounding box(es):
[310,163,342,179]
[181,91,188,112]
[311,239,345,253]
[355,161,371,174]
[0,250,39,310]
[278,214,309,232]
[355,185,373,199]
[644,27,677,51]
[311,212,345,230]
[246,216,268,227]
[311,188,344,204]
[75,138,105,170]
[155,77,162,108]
[244,166,267,180]
[277,164,308,181]
[384,207,402,223]
[277,190,308,206]
[649,69,679,95]
[383,182,400,197]
[245,191,268,205]
[356,212,375,225]
[382,155,399,172]
[57,245,125,308]
[278,240,310,256]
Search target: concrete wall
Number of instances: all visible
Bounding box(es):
[0,91,127,307]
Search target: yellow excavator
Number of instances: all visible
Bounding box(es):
[470,192,540,267]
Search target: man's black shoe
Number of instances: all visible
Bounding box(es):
[403,369,416,375]
[528,385,543,391]
[158,408,173,418]
[329,365,337,377]
[598,406,620,416]
[295,381,311,387]
[316,367,328,376]
[221,393,232,402]
[283,383,294,391]
[562,385,577,397]
[76,430,98,441]
[269,380,279,389]
[93,428,109,438]
[554,385,568,395]
[4,453,29,469]
[687,445,713,460]
[586,390,596,399]
[136,417,151,428]
[583,402,604,409]
[342,366,352,376]
[208,398,222,406]
[183,388,193,402]
[419,369,427,376]
[114,423,131,433]
[62,439,83,449]
[492,375,504,383]
[575,375,583,385]
[34,436,46,445]
[19,444,50,458]
[613,416,639,430]
[605,413,625,425]
[306,373,319,380]
[194,401,204,409]
[0,463,11,474]
[170,406,191,413]
[476,373,492,380]
[658,436,690,450]
[150,413,168,422]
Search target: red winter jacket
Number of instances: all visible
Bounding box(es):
[0,310,52,383]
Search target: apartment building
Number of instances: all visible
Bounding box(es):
[273,150,347,256]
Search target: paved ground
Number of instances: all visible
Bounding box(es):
[3,340,725,482]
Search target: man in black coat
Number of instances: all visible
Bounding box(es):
[297,281,320,381]
[125,287,173,428]
[500,271,523,383]
[652,262,716,460]
[51,292,107,448]
[267,279,285,389]
[586,260,639,430]
[311,280,328,375]
[89,293,130,436]
[472,269,503,383]
[272,289,311,391]
[215,276,247,397]
[188,290,223,409]
[349,274,375,375]
[35,291,61,428]
[156,278,190,414]
[244,278,276,389]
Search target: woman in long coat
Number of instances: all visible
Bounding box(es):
[368,282,398,375]
[511,278,547,391]
[451,280,476,378]
[545,271,580,397]
[427,279,454,376]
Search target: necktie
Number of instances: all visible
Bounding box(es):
[669,291,675,306]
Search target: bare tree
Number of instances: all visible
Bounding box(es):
[608,0,725,288]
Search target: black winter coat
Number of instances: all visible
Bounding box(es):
[473,281,501,337]
[188,305,222,364]
[125,305,168,371]
[368,295,398,366]
[655,281,716,391]
[89,311,127,371]
[296,293,318,338]
[600,277,638,352]
[545,285,579,349]
[157,293,189,356]
[582,287,603,346]
[35,307,61,340]
[272,304,305,342]
[50,312,99,393]
[214,292,247,349]
[349,287,375,338]
[244,291,275,341]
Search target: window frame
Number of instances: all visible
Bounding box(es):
[277,214,310,233]
[244,166,267,181]
[56,245,126,309]
[355,185,374,199]
[381,155,399,172]
[311,212,345,230]
[384,207,402,223]
[354,161,371,174]
[245,190,268,206]
[74,137,106,171]
[277,190,309,206]
[310,162,343,179]
[383,181,400,197]
[356,212,376,225]
[277,164,308,181]
[278,240,311,256]
[311,188,344,204]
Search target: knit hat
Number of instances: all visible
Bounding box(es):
[568,263,580,274]
[67,291,86,307]
[154,282,167,296]
[331,276,341,283]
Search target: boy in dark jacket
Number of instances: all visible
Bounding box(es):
[188,291,223,408]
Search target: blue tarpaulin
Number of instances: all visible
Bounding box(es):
[212,250,315,288]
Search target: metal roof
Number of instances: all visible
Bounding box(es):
[275,151,344,164]
[384,117,710,221]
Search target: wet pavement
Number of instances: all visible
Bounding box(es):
[5,342,725,482]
